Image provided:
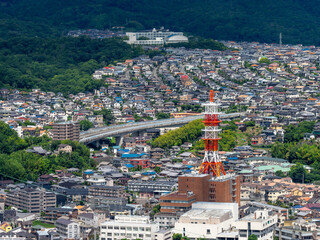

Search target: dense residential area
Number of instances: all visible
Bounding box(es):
[2,39,320,240]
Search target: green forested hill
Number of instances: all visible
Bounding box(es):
[1,0,320,44]
[0,37,144,94]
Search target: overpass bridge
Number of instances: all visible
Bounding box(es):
[80,113,244,144]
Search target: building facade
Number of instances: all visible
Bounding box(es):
[88,185,126,198]
[6,188,56,213]
[125,28,188,45]
[233,210,277,240]
[55,218,80,239]
[52,121,80,141]
[177,173,241,205]
[100,215,159,240]
[174,202,239,239]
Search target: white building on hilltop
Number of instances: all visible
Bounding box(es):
[125,28,188,45]
[174,202,239,239]
[233,210,277,240]
[100,215,160,240]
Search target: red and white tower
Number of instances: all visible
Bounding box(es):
[199,90,226,177]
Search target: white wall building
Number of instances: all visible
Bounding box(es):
[55,218,80,239]
[174,202,239,239]
[100,215,160,240]
[233,210,277,240]
[125,28,188,45]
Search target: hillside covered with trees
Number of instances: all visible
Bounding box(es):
[1,0,320,45]
[0,36,145,94]
[0,121,95,181]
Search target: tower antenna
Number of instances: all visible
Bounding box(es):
[199,90,226,177]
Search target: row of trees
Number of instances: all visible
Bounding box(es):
[152,119,237,151]
[152,119,204,148]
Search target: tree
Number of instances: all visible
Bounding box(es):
[289,163,307,183]
[94,109,114,125]
[79,120,93,131]
[173,234,182,240]
[248,234,258,240]
[156,112,171,120]
[154,166,161,173]
[258,57,271,65]
[275,170,286,178]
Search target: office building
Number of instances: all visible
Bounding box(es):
[174,202,239,239]
[100,215,159,240]
[6,188,56,213]
[52,121,80,141]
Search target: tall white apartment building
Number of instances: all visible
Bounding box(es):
[233,210,278,240]
[100,215,160,240]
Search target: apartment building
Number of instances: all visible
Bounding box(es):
[127,180,177,194]
[55,218,80,239]
[88,185,126,198]
[6,188,56,213]
[233,210,278,240]
[52,121,80,141]
[100,215,159,240]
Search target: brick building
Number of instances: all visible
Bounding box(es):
[160,174,240,214]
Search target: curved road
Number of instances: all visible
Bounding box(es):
[80,113,243,143]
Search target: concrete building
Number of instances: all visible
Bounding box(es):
[233,210,277,240]
[125,28,188,45]
[128,180,177,195]
[275,219,320,240]
[52,121,80,141]
[174,202,239,239]
[55,217,80,239]
[100,215,159,240]
[88,185,126,198]
[154,212,182,229]
[6,188,56,213]
[153,229,172,240]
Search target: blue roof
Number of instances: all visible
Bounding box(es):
[84,170,94,174]
[121,153,146,158]
[125,164,134,168]
[293,205,303,209]
[186,165,193,169]
[228,157,238,160]
[142,171,156,176]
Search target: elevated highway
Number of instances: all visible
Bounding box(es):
[80,113,243,144]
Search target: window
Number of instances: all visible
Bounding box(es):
[207,229,211,234]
